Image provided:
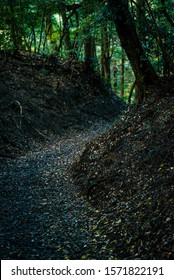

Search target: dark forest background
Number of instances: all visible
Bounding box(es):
[1,0,174,103]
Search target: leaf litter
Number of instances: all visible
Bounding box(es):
[1,122,114,259]
[71,80,174,259]
[0,52,125,260]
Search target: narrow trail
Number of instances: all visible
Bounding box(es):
[1,121,112,260]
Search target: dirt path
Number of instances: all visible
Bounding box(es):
[1,121,112,260]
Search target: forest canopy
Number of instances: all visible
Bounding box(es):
[0,0,174,103]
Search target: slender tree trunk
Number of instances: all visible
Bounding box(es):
[112,61,118,93]
[72,8,79,60]
[44,17,57,52]
[8,0,20,51]
[59,3,72,56]
[38,5,46,53]
[121,48,125,96]
[101,26,111,84]
[32,28,37,53]
[108,0,158,102]
[84,35,96,70]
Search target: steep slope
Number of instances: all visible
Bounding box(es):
[71,80,174,259]
[0,51,125,158]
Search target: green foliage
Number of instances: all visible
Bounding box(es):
[132,0,174,76]
[0,0,173,102]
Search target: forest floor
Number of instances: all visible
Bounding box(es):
[71,80,174,260]
[1,120,116,259]
[0,52,173,260]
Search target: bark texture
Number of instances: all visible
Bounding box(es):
[108,0,158,102]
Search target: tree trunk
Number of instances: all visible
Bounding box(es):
[101,26,111,84]
[37,5,45,53]
[59,3,72,56]
[8,0,20,51]
[108,0,158,102]
[84,35,96,71]
[121,48,125,96]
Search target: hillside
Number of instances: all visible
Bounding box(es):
[71,79,174,259]
[0,51,124,159]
